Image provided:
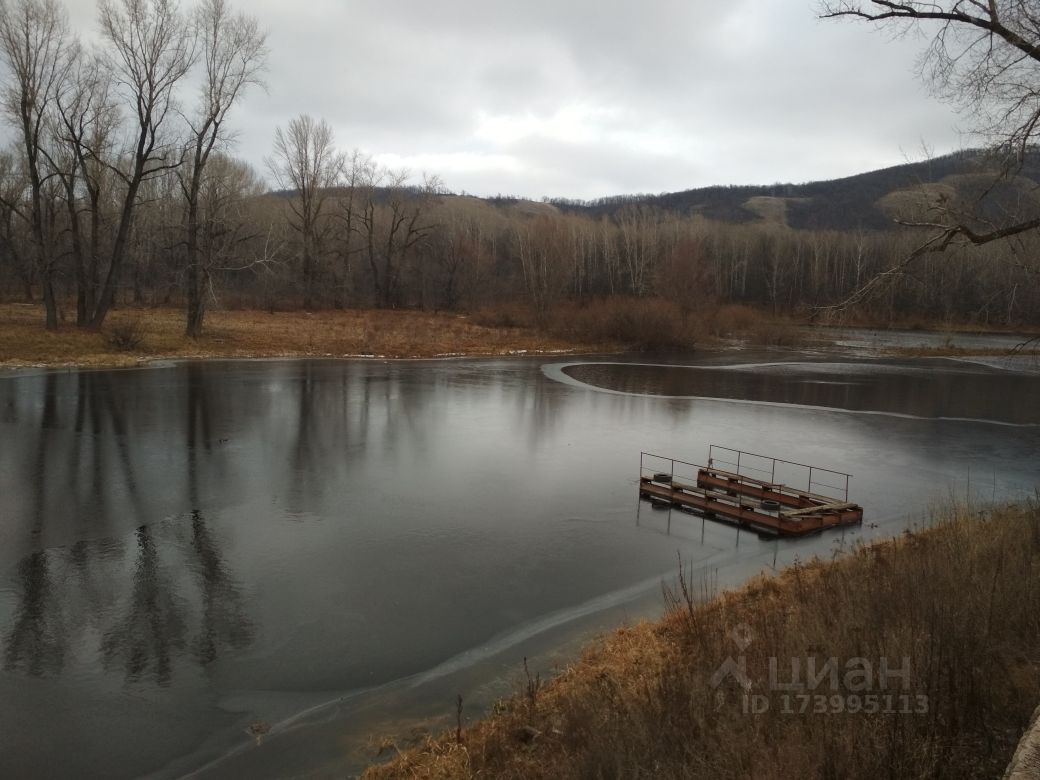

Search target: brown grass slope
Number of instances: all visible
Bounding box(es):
[366,501,1040,779]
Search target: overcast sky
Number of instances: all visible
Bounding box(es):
[53,0,969,200]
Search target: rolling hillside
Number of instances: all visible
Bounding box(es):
[546,148,1040,231]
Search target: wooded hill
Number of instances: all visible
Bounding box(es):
[545,149,1040,231]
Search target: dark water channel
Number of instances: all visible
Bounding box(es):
[0,351,1037,778]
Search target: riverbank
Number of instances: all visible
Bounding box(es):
[0,299,804,368]
[366,500,1040,779]
[1,302,1036,369]
[0,304,617,368]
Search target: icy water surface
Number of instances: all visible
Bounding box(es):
[0,351,1037,778]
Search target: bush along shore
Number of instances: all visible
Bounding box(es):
[365,500,1040,779]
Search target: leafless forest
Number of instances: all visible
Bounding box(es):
[2,0,1038,338]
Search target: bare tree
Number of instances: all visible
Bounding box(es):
[431,206,483,310]
[91,0,196,328]
[267,114,342,308]
[0,147,32,300]
[333,147,373,307]
[616,204,660,295]
[181,0,266,337]
[514,215,567,320]
[353,168,440,308]
[0,0,73,328]
[54,51,120,324]
[191,154,265,293]
[656,235,713,324]
[820,1,1040,310]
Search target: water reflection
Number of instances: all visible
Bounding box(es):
[0,361,564,690]
[3,511,252,685]
[101,525,188,685]
[0,366,258,686]
[5,374,67,678]
[4,551,65,677]
[191,511,254,665]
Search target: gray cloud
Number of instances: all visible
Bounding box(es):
[29,0,969,198]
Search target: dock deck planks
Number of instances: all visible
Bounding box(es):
[639,466,863,537]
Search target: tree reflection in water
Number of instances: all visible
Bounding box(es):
[4,512,254,686]
[3,551,65,677]
[0,365,257,685]
[101,526,188,685]
[191,510,254,665]
[0,359,502,688]
[4,374,67,677]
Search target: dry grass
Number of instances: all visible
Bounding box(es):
[814,307,1040,335]
[366,500,1040,779]
[0,304,614,368]
[889,347,1040,359]
[884,341,1040,358]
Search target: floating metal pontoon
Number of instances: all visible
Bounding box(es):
[638,445,863,537]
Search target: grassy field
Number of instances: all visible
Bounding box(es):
[0,304,617,368]
[365,500,1040,779]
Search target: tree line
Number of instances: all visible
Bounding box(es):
[1,0,1037,337]
[0,0,266,334]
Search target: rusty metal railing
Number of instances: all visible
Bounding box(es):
[706,444,850,502]
[641,446,852,503]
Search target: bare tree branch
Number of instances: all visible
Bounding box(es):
[819,1,1040,312]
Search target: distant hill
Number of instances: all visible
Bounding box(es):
[266,149,1040,233]
[545,149,1040,231]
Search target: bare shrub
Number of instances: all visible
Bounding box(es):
[549,298,692,351]
[105,319,146,351]
[704,303,807,347]
[709,303,768,336]
[471,303,532,329]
